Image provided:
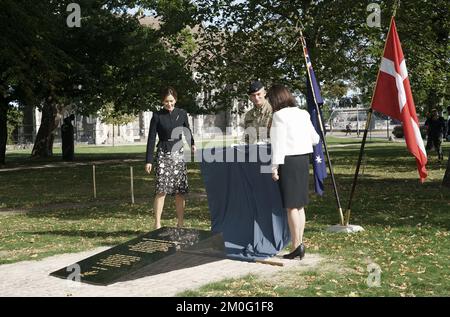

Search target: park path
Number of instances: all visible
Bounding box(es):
[0,247,323,297]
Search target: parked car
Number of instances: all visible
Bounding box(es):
[392,124,427,138]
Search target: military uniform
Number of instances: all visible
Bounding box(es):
[243,99,272,144]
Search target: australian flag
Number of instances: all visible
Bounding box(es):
[304,46,327,195]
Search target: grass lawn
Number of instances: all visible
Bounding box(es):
[1,137,449,296]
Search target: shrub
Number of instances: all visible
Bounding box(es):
[392,125,427,138]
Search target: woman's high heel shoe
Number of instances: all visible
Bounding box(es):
[283,243,305,260]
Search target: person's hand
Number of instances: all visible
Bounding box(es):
[272,169,279,181]
[145,163,152,174]
[191,145,197,153]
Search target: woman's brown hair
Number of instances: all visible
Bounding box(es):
[160,86,178,101]
[267,84,297,112]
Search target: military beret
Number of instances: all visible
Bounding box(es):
[248,80,264,94]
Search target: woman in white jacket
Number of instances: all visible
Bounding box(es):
[268,84,320,260]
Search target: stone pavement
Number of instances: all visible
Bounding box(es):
[0,247,323,297]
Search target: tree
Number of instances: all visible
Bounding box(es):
[6,106,23,144]
[351,0,449,115]
[0,0,64,163]
[0,0,198,163]
[193,0,372,108]
[98,102,136,146]
[192,0,448,115]
[322,81,349,106]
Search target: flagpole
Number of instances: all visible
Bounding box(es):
[345,109,373,225]
[392,0,401,17]
[344,15,397,226]
[299,30,345,226]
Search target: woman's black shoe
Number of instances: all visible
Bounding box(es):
[283,243,305,260]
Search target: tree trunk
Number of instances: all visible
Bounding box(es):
[0,98,8,165]
[442,150,450,188]
[31,102,62,157]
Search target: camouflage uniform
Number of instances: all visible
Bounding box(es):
[243,100,272,144]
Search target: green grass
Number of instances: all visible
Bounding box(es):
[3,135,360,167]
[325,135,388,145]
[3,138,240,168]
[0,162,205,209]
[1,140,449,296]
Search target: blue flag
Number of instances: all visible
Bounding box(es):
[304,47,327,195]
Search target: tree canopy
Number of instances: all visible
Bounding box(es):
[192,0,448,113]
[0,0,199,161]
[0,0,448,164]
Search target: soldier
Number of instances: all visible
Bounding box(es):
[243,81,272,144]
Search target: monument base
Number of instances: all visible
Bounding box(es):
[326,224,365,233]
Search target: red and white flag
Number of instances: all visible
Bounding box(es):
[371,17,427,182]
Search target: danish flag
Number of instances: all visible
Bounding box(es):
[371,17,427,182]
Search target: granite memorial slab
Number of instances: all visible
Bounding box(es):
[50,227,225,285]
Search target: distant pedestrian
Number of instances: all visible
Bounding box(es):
[61,114,75,161]
[446,106,450,141]
[424,109,445,162]
[345,123,352,136]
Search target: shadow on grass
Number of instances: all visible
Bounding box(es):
[116,251,223,283]
[3,152,145,168]
[330,144,450,170]
[23,230,146,239]
[331,147,414,168]
[23,208,152,220]
[308,176,449,230]
[21,197,211,223]
[18,173,447,231]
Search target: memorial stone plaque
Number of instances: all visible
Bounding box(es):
[50,227,224,285]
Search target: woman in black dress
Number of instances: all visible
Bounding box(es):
[145,87,196,229]
[268,84,320,260]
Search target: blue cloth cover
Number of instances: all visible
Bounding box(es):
[199,144,290,260]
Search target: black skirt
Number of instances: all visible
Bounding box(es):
[278,154,310,208]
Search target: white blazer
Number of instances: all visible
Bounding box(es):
[270,107,320,168]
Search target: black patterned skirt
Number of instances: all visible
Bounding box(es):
[154,147,189,195]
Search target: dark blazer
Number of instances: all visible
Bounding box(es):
[145,107,195,163]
